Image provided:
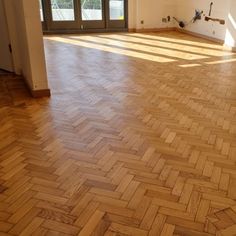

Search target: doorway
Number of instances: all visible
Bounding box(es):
[40,0,128,32]
[0,0,13,72]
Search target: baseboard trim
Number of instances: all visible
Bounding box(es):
[176,28,236,52]
[23,77,51,98]
[176,28,224,44]
[128,27,175,33]
[30,89,51,98]
[128,27,236,51]
[128,28,136,33]
[44,28,128,35]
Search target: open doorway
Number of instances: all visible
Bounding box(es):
[39,0,128,33]
[0,0,13,72]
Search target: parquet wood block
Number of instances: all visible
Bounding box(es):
[1,31,236,235]
[208,206,236,236]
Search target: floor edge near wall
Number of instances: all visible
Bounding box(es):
[128,27,236,52]
[128,27,175,33]
[178,28,236,52]
[21,76,51,98]
[30,89,51,98]
[176,28,224,44]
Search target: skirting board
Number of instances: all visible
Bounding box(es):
[128,27,175,33]
[129,27,236,52]
[177,28,236,52]
[176,28,224,44]
[30,89,51,98]
[23,77,51,98]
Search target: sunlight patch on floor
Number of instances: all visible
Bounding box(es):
[97,34,233,57]
[179,64,202,68]
[69,35,208,61]
[205,58,236,64]
[130,33,231,51]
[46,37,176,63]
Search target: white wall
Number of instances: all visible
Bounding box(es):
[128,0,175,30]
[3,0,49,91]
[128,0,137,29]
[225,0,236,47]
[175,0,236,47]
[128,0,236,48]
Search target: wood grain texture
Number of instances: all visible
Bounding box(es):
[1,31,236,235]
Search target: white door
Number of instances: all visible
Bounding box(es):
[0,0,13,72]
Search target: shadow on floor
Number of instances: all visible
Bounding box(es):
[0,75,30,107]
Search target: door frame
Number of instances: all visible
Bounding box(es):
[79,0,105,30]
[43,0,80,30]
[106,0,128,29]
[0,0,13,72]
[40,0,48,31]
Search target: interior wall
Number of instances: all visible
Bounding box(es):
[128,0,235,48]
[226,0,236,47]
[3,0,49,92]
[22,0,49,91]
[175,0,236,47]
[128,0,137,29]
[128,0,175,30]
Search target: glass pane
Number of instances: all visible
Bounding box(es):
[81,0,102,21]
[39,0,44,21]
[50,0,75,21]
[109,0,124,20]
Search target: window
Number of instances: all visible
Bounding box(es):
[109,0,124,20]
[81,0,102,21]
[50,0,75,21]
[39,0,44,21]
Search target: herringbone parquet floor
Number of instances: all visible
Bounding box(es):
[1,31,236,236]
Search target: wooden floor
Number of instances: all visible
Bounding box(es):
[1,31,236,236]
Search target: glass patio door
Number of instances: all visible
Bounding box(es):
[39,0,47,30]
[49,0,79,29]
[40,0,127,32]
[107,0,126,28]
[79,0,105,29]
